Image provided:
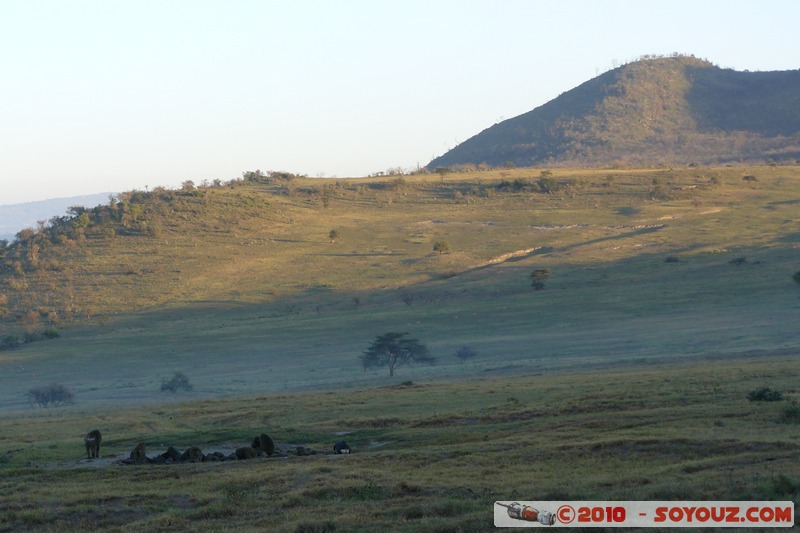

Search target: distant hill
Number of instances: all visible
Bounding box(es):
[0,193,112,241]
[428,55,800,169]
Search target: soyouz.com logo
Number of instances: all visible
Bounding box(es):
[494,501,794,528]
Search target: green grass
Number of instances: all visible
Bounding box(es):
[1,356,798,532]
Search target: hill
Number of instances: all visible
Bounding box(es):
[1,166,799,408]
[0,193,112,242]
[428,55,800,169]
[1,166,799,531]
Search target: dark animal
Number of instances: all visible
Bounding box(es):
[259,433,275,457]
[252,433,275,457]
[84,429,102,459]
[333,440,351,454]
[130,442,148,464]
[235,446,265,460]
[204,451,226,462]
[162,446,182,463]
[296,446,315,456]
[180,446,204,463]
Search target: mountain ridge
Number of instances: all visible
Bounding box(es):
[428,55,800,169]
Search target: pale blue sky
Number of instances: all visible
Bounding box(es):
[1,0,798,204]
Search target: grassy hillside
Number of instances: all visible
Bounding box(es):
[1,165,799,531]
[0,165,799,409]
[428,55,800,169]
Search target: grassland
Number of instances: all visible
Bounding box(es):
[1,165,799,530]
[1,355,798,532]
[2,166,799,407]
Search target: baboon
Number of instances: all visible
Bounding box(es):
[84,429,102,459]
[130,442,148,464]
[333,440,351,454]
[296,446,315,456]
[162,446,182,463]
[204,451,226,462]
[180,446,204,463]
[235,446,265,460]
[251,433,275,457]
[259,433,275,457]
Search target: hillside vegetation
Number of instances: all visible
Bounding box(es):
[1,165,799,531]
[428,55,800,169]
[0,165,799,407]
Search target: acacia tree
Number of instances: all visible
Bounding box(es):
[361,332,435,377]
[433,240,450,254]
[530,268,550,290]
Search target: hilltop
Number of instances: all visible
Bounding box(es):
[0,193,112,242]
[428,55,800,169]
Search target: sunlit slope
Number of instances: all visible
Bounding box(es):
[3,167,799,319]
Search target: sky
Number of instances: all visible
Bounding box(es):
[1,0,798,205]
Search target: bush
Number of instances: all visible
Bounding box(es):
[455,346,477,362]
[778,400,800,424]
[747,387,784,402]
[28,383,74,407]
[42,327,60,339]
[1,335,21,351]
[161,372,194,394]
[433,241,450,255]
[530,268,551,290]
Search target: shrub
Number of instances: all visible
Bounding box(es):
[746,387,783,402]
[455,346,477,362]
[778,400,800,424]
[161,372,194,394]
[530,268,551,290]
[433,240,450,254]
[28,383,74,407]
[1,335,21,351]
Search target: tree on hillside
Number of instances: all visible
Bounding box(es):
[361,332,435,377]
[435,167,451,183]
[329,229,339,243]
[433,240,450,255]
[530,268,550,290]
